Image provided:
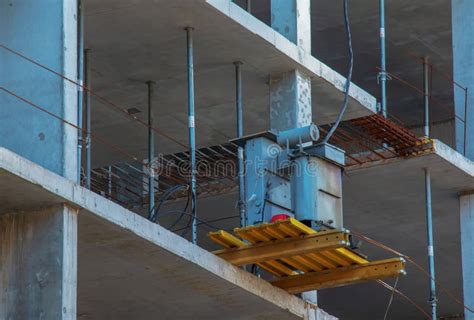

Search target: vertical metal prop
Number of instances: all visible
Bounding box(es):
[423,57,430,137]
[147,81,156,217]
[186,27,198,245]
[379,0,387,118]
[424,168,437,319]
[107,165,112,199]
[84,48,92,189]
[77,0,84,184]
[246,0,251,12]
[234,62,246,227]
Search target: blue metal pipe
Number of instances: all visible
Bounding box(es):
[423,56,430,137]
[186,27,198,244]
[84,48,91,189]
[77,0,84,184]
[379,0,387,118]
[424,168,437,319]
[147,81,156,217]
[234,61,246,227]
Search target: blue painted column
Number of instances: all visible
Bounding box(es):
[460,193,474,319]
[452,0,474,159]
[0,1,78,318]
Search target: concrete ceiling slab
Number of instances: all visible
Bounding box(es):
[84,0,376,167]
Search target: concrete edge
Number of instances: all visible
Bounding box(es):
[346,139,474,180]
[0,147,325,320]
[204,0,377,114]
[433,139,474,177]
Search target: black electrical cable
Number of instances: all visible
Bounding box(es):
[148,184,189,222]
[321,0,353,144]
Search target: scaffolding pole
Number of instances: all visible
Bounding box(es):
[77,0,84,184]
[186,27,198,245]
[423,57,430,137]
[234,61,246,227]
[424,168,437,319]
[84,48,91,189]
[147,81,156,217]
[379,0,388,118]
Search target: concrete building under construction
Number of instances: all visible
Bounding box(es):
[1,0,474,319]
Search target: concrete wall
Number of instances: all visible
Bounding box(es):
[0,0,77,180]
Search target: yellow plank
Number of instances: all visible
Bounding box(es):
[214,231,349,266]
[208,230,295,277]
[271,258,406,293]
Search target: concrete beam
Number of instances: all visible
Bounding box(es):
[460,193,474,319]
[0,205,78,319]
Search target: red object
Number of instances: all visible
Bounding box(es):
[271,214,290,223]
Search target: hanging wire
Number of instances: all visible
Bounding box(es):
[351,229,474,314]
[383,277,399,320]
[321,0,353,144]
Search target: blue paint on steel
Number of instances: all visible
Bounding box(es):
[424,168,437,319]
[147,81,156,218]
[379,0,388,118]
[186,27,198,245]
[0,0,75,178]
[77,0,84,183]
[452,0,474,159]
[244,137,276,225]
[234,62,246,227]
[84,49,91,189]
[423,57,430,137]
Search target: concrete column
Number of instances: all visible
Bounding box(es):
[0,0,78,180]
[0,205,78,319]
[269,70,312,131]
[270,0,312,132]
[271,0,311,52]
[0,1,79,318]
[460,193,474,319]
[452,0,474,159]
[270,0,318,312]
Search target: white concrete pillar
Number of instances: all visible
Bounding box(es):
[460,193,474,319]
[0,205,78,319]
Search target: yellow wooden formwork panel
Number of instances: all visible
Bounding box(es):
[208,230,296,277]
[234,218,368,269]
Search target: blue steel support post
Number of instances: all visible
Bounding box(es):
[424,168,437,319]
[186,27,198,245]
[77,0,84,184]
[379,0,387,118]
[234,62,246,227]
[84,48,92,189]
[423,57,430,137]
[147,81,156,217]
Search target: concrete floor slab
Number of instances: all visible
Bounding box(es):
[0,147,333,319]
[84,0,375,167]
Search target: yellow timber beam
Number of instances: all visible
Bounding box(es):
[271,257,406,293]
[214,230,350,266]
